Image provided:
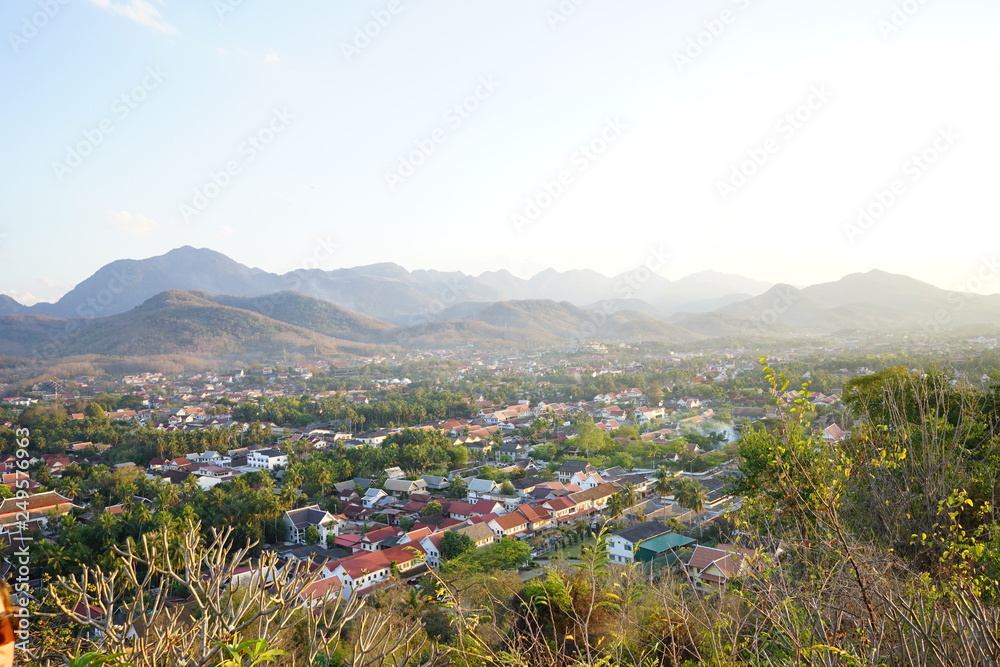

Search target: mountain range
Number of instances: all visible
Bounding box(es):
[1,247,998,360]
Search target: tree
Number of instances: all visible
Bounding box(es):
[440,531,474,561]
[671,478,707,516]
[304,525,321,546]
[38,520,445,667]
[447,537,531,573]
[421,500,443,517]
[500,480,516,496]
[653,466,674,500]
[84,402,109,426]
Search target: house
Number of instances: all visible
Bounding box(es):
[361,488,388,508]
[328,543,426,598]
[467,478,500,499]
[608,521,672,564]
[557,460,596,483]
[488,511,529,539]
[569,471,605,490]
[452,522,496,548]
[358,526,399,552]
[541,496,576,522]
[0,491,75,534]
[420,475,450,491]
[247,448,288,470]
[823,423,848,443]
[383,477,428,498]
[634,532,696,565]
[514,503,552,532]
[297,575,344,608]
[446,501,476,521]
[420,532,446,569]
[568,483,617,515]
[685,544,755,589]
[469,499,504,517]
[512,477,543,497]
[283,505,340,545]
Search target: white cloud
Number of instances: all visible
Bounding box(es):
[108,211,161,239]
[264,49,281,64]
[1,290,41,306]
[216,47,230,57]
[213,225,237,240]
[88,0,179,35]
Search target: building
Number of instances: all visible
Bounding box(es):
[0,491,75,535]
[608,521,672,564]
[247,448,288,470]
[634,532,696,566]
[685,544,755,589]
[283,505,340,545]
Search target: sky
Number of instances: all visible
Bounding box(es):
[0,0,998,305]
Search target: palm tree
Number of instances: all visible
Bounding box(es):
[621,482,638,512]
[652,466,674,501]
[608,492,625,518]
[156,483,180,512]
[671,478,709,537]
[60,477,83,500]
[94,511,119,547]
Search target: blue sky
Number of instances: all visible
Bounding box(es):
[1,0,997,305]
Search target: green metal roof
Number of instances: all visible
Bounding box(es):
[636,532,695,555]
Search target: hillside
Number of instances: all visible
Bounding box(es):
[194,291,397,342]
[0,291,386,359]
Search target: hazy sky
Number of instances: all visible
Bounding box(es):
[1,0,997,305]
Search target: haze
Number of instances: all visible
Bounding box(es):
[1,0,997,305]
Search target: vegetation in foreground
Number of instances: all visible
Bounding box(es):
[22,361,1000,665]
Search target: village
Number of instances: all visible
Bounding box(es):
[0,343,874,618]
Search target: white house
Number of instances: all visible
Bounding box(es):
[248,448,288,470]
[608,521,671,564]
[283,505,341,545]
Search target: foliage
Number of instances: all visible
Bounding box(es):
[439,531,474,561]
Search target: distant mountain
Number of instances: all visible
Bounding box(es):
[714,272,1000,333]
[31,246,282,318]
[29,247,773,323]
[0,295,27,316]
[0,291,384,359]
[18,248,1000,352]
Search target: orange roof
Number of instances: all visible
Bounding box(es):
[491,512,528,531]
[299,576,343,601]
